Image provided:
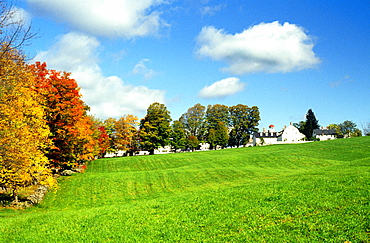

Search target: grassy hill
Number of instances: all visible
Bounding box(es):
[1,137,369,242]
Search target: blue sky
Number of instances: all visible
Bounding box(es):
[15,0,370,131]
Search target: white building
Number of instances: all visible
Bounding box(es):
[253,124,306,146]
[278,124,306,143]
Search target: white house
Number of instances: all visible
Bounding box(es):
[278,124,306,143]
[313,128,337,141]
[253,124,306,146]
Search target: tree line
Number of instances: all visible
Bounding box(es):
[99,102,260,156]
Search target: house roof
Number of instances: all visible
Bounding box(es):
[313,129,337,135]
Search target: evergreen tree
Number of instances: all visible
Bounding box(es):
[303,109,320,140]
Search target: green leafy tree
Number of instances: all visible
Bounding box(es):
[207,129,217,150]
[293,121,306,132]
[179,103,206,141]
[214,122,229,149]
[205,104,229,147]
[205,104,229,130]
[302,109,320,140]
[338,120,362,137]
[170,120,187,152]
[139,102,172,155]
[103,117,117,153]
[229,104,260,147]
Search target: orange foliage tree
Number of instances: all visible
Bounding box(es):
[89,116,110,158]
[0,50,56,202]
[97,125,110,158]
[30,62,96,169]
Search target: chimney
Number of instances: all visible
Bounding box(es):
[268,125,275,132]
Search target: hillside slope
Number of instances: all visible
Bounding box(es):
[1,137,369,242]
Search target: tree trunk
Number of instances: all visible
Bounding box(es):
[13,188,19,203]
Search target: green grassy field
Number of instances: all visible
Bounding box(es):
[1,137,369,242]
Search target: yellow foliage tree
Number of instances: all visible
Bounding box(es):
[115,115,139,154]
[0,49,56,202]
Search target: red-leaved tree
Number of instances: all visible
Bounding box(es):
[30,62,95,169]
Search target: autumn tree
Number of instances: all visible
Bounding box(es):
[31,62,95,169]
[114,115,139,155]
[76,115,98,162]
[229,104,260,147]
[87,116,109,158]
[96,125,110,158]
[139,102,172,155]
[0,49,55,202]
[186,135,199,152]
[179,103,206,141]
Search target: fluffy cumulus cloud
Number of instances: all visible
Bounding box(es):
[198,77,245,98]
[27,0,167,38]
[196,21,321,74]
[33,32,165,119]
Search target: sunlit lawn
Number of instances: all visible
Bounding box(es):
[1,137,369,242]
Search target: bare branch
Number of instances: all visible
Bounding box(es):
[0,1,37,59]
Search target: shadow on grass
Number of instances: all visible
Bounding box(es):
[0,193,13,207]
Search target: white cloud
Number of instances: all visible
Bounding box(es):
[200,4,226,16]
[196,21,321,74]
[6,7,31,26]
[27,0,168,38]
[32,32,165,119]
[132,59,156,80]
[329,75,353,88]
[198,77,245,98]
